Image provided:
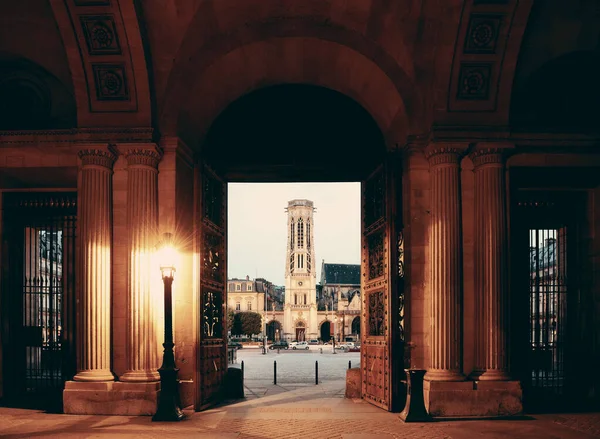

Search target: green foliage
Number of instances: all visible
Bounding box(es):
[227,308,235,332]
[231,311,262,337]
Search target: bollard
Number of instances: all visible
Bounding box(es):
[241,360,244,374]
[274,360,277,385]
[320,348,323,354]
[348,360,351,370]
[315,361,319,385]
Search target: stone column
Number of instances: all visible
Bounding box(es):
[424,144,467,381]
[73,147,116,382]
[120,146,162,382]
[470,144,513,380]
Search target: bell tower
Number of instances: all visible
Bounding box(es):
[283,199,318,341]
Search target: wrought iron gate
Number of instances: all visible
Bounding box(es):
[2,193,76,409]
[528,227,568,403]
[511,192,585,412]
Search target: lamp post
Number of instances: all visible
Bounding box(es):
[333,315,337,354]
[152,233,184,422]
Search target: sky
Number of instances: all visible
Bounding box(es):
[227,183,361,286]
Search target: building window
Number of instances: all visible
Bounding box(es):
[247,301,252,311]
[248,284,252,291]
[297,218,304,248]
[236,284,241,291]
[304,294,307,305]
[228,283,233,292]
[291,221,295,249]
[294,294,297,305]
[235,302,241,311]
[290,253,295,273]
[307,220,311,249]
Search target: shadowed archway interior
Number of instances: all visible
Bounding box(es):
[204,84,386,182]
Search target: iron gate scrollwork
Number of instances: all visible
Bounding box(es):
[202,289,222,338]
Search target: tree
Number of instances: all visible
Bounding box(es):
[231,311,262,337]
[227,308,235,333]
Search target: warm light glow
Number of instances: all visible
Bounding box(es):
[157,233,177,278]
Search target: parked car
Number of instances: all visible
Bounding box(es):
[268,341,289,350]
[308,339,319,345]
[228,341,243,350]
[290,341,310,350]
[337,342,355,350]
[347,345,360,352]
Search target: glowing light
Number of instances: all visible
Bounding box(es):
[157,232,177,279]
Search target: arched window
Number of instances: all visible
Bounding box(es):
[290,253,295,273]
[304,294,307,304]
[294,294,298,305]
[307,220,311,249]
[297,218,304,248]
[290,220,295,249]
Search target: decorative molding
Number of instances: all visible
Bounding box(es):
[464,14,503,54]
[80,15,121,55]
[124,148,161,169]
[424,143,469,166]
[469,142,515,167]
[78,147,117,169]
[92,64,129,101]
[456,63,492,100]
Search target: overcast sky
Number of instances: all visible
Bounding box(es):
[227,183,361,286]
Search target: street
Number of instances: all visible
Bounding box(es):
[235,347,360,384]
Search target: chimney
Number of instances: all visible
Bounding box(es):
[246,275,250,280]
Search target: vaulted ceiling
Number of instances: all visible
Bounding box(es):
[1,0,598,145]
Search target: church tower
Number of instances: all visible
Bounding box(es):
[283,199,318,341]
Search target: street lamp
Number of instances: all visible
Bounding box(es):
[152,233,184,422]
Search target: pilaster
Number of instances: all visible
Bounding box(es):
[424,143,468,382]
[469,143,514,380]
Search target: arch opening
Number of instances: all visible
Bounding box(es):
[204,84,386,182]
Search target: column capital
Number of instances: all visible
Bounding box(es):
[118,143,163,169]
[469,142,515,168]
[77,144,117,169]
[424,143,469,167]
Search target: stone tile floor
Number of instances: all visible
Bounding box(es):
[0,381,598,438]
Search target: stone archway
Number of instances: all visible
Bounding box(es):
[351,316,360,338]
[267,320,281,342]
[320,321,332,343]
[295,320,306,342]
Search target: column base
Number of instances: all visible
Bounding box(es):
[469,369,511,381]
[63,381,160,415]
[120,370,160,382]
[423,379,523,418]
[73,369,115,382]
[423,369,465,382]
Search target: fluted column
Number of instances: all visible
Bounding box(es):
[424,144,467,382]
[74,147,116,382]
[470,144,513,380]
[120,146,162,382]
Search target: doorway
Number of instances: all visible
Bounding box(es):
[197,83,404,411]
[511,189,588,412]
[1,192,76,411]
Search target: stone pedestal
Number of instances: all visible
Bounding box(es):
[345,367,361,399]
[63,381,160,415]
[424,379,523,418]
[470,144,513,381]
[424,144,467,382]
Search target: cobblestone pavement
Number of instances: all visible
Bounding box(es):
[0,382,598,439]
[549,412,600,438]
[236,348,360,384]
